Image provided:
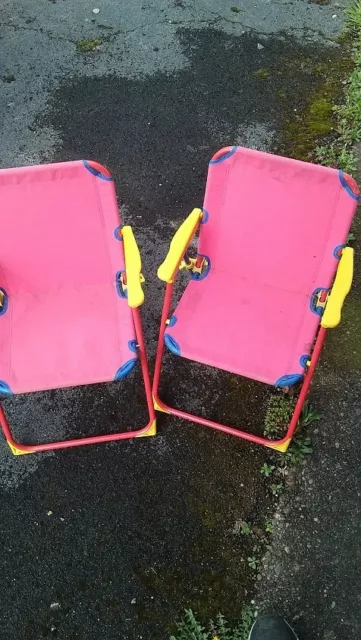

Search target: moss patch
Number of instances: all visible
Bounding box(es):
[76,39,102,53]
[252,68,270,79]
[279,54,353,161]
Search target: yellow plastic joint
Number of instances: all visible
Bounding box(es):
[136,419,157,437]
[122,226,145,308]
[157,208,203,283]
[8,441,34,456]
[266,438,291,453]
[179,255,209,276]
[321,247,354,329]
[153,396,170,413]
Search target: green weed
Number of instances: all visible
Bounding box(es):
[345,1,361,30]
[315,2,361,172]
[260,463,275,478]
[170,606,255,640]
[247,556,259,570]
[298,401,321,428]
[284,434,313,466]
[269,482,285,496]
[264,519,273,534]
[263,394,296,439]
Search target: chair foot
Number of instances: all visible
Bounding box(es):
[7,441,35,456]
[153,396,170,414]
[266,438,291,453]
[136,419,157,437]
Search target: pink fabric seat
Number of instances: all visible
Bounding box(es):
[165,147,358,386]
[0,161,136,394]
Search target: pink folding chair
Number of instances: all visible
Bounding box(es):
[153,146,359,451]
[0,160,155,454]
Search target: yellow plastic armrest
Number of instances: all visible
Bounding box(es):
[122,226,145,308]
[157,208,203,283]
[321,247,354,329]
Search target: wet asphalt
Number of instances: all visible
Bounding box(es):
[0,1,359,639]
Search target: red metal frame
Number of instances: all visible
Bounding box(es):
[0,307,156,454]
[152,282,327,452]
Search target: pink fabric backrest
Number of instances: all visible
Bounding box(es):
[199,146,359,294]
[0,160,136,394]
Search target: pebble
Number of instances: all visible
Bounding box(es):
[92,8,100,14]
[257,43,265,50]
[131,598,137,604]
[50,602,60,611]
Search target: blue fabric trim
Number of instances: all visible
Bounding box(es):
[300,354,310,369]
[339,170,359,200]
[0,289,8,316]
[333,244,344,259]
[275,374,303,387]
[310,287,329,316]
[209,146,237,165]
[0,381,12,395]
[191,255,211,281]
[168,315,177,327]
[82,160,113,182]
[164,334,181,356]
[201,208,209,224]
[115,358,137,380]
[128,339,137,353]
[116,270,127,298]
[114,226,123,241]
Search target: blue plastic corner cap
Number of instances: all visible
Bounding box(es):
[299,354,310,369]
[201,209,209,224]
[339,170,360,201]
[333,244,344,260]
[82,160,113,181]
[275,373,303,387]
[168,315,177,328]
[0,288,8,316]
[164,334,181,356]
[115,358,137,380]
[128,339,138,353]
[0,381,12,395]
[209,146,237,165]
[114,226,123,241]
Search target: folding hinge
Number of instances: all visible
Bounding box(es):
[119,271,145,295]
[311,288,329,316]
[179,254,209,277]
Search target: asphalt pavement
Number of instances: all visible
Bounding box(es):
[0,1,358,639]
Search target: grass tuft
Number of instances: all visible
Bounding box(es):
[170,606,255,640]
[315,2,361,172]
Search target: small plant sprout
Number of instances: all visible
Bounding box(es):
[247,556,260,570]
[264,519,273,534]
[233,520,253,536]
[260,463,275,477]
[270,483,285,496]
